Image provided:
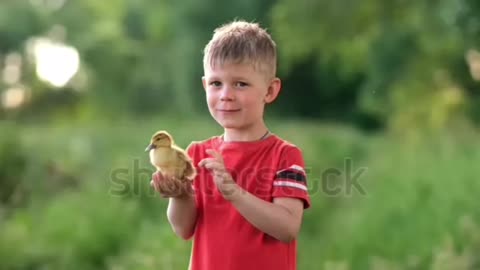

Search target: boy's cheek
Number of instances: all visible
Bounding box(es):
[206,96,216,108]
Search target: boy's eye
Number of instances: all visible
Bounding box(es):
[235,81,248,88]
[210,81,222,87]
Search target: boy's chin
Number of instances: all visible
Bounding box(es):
[218,122,240,129]
[215,119,243,129]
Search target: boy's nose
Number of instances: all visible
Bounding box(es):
[220,86,234,101]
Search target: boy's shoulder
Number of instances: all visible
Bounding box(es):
[273,135,305,159]
[273,134,301,148]
[186,135,221,152]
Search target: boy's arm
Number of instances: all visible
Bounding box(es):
[228,188,304,243]
[199,149,307,243]
[151,172,197,240]
[166,192,197,240]
[165,142,199,240]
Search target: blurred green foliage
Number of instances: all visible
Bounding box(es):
[1,118,480,269]
[271,0,480,130]
[0,125,26,206]
[1,0,480,269]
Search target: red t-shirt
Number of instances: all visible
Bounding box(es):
[187,134,311,270]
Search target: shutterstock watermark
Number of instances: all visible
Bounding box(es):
[109,158,368,197]
[320,158,368,196]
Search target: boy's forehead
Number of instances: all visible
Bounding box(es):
[204,59,269,78]
[205,60,252,72]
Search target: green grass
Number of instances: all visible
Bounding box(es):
[1,117,480,270]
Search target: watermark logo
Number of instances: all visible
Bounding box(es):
[320,158,368,196]
[109,158,368,197]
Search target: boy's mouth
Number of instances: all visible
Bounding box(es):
[217,109,241,112]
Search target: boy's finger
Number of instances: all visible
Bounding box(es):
[152,171,164,182]
[151,179,160,192]
[205,149,223,161]
[203,161,225,172]
[198,158,215,167]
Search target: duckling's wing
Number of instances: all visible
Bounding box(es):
[183,157,196,180]
[173,146,196,180]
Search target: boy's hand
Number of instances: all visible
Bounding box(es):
[198,149,239,199]
[150,171,193,198]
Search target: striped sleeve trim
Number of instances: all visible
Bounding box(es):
[273,181,308,191]
[275,170,306,183]
[276,164,305,175]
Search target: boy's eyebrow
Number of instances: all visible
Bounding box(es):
[203,76,218,81]
[204,75,250,82]
[230,76,250,81]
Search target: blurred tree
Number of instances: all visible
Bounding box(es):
[271,0,478,132]
[455,0,480,125]
[1,0,478,131]
[0,0,278,119]
[0,1,46,52]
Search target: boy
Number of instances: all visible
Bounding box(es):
[151,20,311,270]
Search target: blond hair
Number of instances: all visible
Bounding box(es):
[203,20,277,79]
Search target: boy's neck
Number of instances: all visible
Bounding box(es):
[223,125,270,142]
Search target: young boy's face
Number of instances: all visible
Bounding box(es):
[202,61,278,131]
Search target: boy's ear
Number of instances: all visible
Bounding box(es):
[202,76,208,91]
[264,78,281,104]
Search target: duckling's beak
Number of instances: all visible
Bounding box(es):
[145,143,156,152]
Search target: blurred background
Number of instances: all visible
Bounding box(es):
[1,0,480,269]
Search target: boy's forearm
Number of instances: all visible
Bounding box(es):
[227,185,302,243]
[166,195,197,240]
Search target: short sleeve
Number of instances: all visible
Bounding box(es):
[272,146,311,209]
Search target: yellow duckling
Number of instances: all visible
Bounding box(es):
[145,131,196,182]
